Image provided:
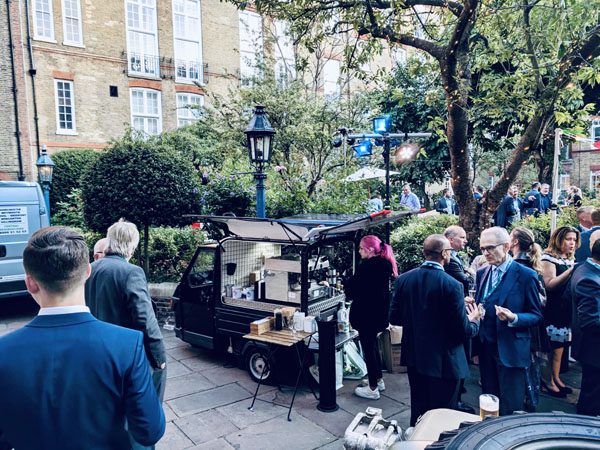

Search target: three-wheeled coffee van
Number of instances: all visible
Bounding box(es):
[173,211,410,382]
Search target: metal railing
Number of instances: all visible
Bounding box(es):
[175,58,202,83]
[127,52,160,77]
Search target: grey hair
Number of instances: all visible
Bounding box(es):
[105,219,139,260]
[577,205,594,217]
[444,225,465,239]
[481,226,510,244]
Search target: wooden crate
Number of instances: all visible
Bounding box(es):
[390,344,407,374]
[250,317,274,335]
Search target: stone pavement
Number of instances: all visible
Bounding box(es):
[0,300,581,450]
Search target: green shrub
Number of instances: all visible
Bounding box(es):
[49,149,100,210]
[390,214,458,273]
[53,188,86,228]
[510,208,578,249]
[200,174,254,217]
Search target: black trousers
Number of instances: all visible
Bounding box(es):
[480,342,526,416]
[359,331,382,388]
[578,363,600,416]
[407,367,459,427]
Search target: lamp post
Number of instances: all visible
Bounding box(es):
[245,105,275,218]
[334,115,431,243]
[36,144,55,221]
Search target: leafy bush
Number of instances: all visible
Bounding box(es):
[510,207,579,249]
[53,188,86,228]
[49,149,100,210]
[391,214,458,273]
[142,226,206,282]
[200,174,254,217]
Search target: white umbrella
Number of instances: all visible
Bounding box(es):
[343,167,400,182]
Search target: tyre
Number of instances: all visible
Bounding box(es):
[244,346,274,384]
[426,412,600,449]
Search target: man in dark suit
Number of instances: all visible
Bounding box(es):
[522,182,541,217]
[576,206,594,233]
[436,188,459,215]
[444,226,475,295]
[493,185,523,228]
[390,234,480,426]
[476,227,543,416]
[539,184,552,214]
[86,219,167,449]
[570,231,600,416]
[0,227,165,449]
[575,208,600,262]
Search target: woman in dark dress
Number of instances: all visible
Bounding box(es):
[541,226,580,396]
[345,235,398,400]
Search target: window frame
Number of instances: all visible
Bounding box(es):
[33,0,56,42]
[591,119,600,142]
[239,10,264,87]
[61,0,84,46]
[54,79,77,135]
[172,0,203,84]
[176,92,204,127]
[130,88,162,136]
[274,20,295,87]
[125,0,160,78]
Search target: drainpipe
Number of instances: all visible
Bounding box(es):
[6,0,25,180]
[23,0,41,159]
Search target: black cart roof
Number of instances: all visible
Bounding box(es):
[191,210,411,243]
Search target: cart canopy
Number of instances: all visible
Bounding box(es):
[189,210,412,243]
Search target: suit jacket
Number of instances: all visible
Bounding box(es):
[345,256,392,334]
[494,195,523,228]
[0,313,165,449]
[570,260,600,368]
[445,251,473,295]
[575,226,600,262]
[476,262,543,367]
[85,255,166,369]
[389,264,479,380]
[523,190,541,216]
[539,194,551,213]
[435,197,458,215]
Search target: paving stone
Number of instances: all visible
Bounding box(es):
[224,413,336,450]
[316,439,344,449]
[179,355,222,372]
[167,361,193,379]
[187,437,236,450]
[174,409,239,444]
[164,335,189,350]
[201,365,249,386]
[236,378,278,396]
[335,385,405,418]
[295,400,355,437]
[168,384,251,417]
[156,422,194,450]
[164,373,215,401]
[163,402,178,422]
[387,407,411,432]
[216,398,287,429]
[168,345,205,361]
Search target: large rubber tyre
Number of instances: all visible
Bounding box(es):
[426,412,600,449]
[244,346,275,384]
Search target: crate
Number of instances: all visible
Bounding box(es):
[390,344,406,374]
[250,317,274,335]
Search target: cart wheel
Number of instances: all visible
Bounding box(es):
[245,347,274,384]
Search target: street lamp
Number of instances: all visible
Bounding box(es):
[245,105,275,218]
[36,144,55,221]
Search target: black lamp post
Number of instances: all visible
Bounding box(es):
[245,105,275,218]
[36,144,55,221]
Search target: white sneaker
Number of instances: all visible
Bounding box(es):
[355,385,380,400]
[361,378,385,391]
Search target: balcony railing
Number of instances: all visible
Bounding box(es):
[127,52,160,77]
[175,58,202,83]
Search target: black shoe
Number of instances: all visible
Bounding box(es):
[541,382,567,398]
[557,385,573,395]
[455,401,476,414]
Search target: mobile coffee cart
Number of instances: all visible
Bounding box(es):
[173,211,409,383]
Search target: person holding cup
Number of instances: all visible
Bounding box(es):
[476,227,543,416]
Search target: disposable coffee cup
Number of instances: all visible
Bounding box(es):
[479,394,499,419]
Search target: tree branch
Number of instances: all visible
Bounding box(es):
[522,0,545,94]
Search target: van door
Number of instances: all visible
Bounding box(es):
[174,245,217,349]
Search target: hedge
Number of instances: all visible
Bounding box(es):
[49,149,100,211]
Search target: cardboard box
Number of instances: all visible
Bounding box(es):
[264,257,301,273]
[250,317,274,335]
[379,330,407,373]
[390,345,406,373]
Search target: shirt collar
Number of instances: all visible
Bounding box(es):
[587,258,600,272]
[38,305,90,316]
[422,261,444,270]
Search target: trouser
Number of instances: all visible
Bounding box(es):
[129,365,167,450]
[578,363,600,416]
[359,331,382,388]
[480,343,526,416]
[407,367,459,427]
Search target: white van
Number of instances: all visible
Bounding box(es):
[0,181,49,299]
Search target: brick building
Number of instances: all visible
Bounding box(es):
[2,0,404,181]
[562,117,600,197]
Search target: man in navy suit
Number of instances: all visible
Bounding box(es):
[0,226,165,449]
[570,231,600,416]
[476,227,543,416]
[522,182,541,217]
[390,234,480,426]
[575,208,600,262]
[493,185,523,228]
[436,188,459,215]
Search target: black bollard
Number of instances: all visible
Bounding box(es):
[316,318,339,412]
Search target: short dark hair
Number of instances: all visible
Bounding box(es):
[592,238,600,260]
[532,182,541,190]
[23,226,89,293]
[476,185,484,193]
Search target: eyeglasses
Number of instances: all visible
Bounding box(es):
[480,243,504,253]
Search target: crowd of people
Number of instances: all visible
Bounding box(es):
[347,211,600,427]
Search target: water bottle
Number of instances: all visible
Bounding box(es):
[337,302,349,333]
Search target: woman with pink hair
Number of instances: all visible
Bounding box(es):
[345,235,398,400]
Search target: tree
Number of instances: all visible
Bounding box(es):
[81,131,200,275]
[49,149,100,211]
[229,0,600,235]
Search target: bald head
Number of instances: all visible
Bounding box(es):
[93,238,108,261]
[590,230,600,251]
[423,234,451,262]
